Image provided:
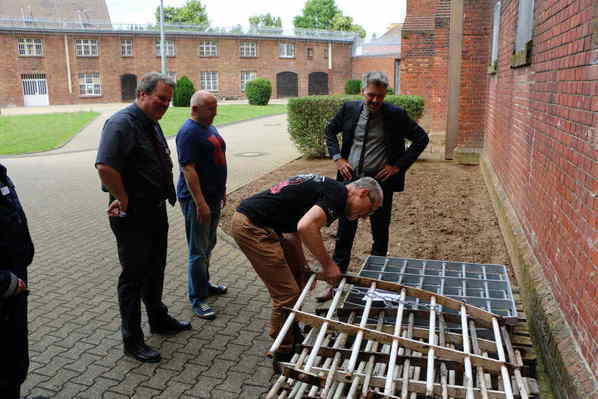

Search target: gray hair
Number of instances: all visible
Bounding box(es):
[136,72,176,98]
[351,177,383,205]
[362,71,389,89]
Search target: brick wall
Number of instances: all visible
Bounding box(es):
[484,0,597,394]
[0,31,352,107]
[351,56,397,91]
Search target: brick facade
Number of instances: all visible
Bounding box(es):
[351,55,397,91]
[484,0,597,396]
[0,31,353,107]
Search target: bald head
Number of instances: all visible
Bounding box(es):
[190,90,218,126]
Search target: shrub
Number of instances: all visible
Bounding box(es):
[245,78,272,105]
[288,95,425,158]
[173,76,195,107]
[344,79,361,94]
[386,87,394,95]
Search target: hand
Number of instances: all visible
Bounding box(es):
[316,263,342,286]
[107,197,128,217]
[334,158,353,181]
[15,278,27,295]
[196,202,211,224]
[221,195,227,209]
[374,164,400,181]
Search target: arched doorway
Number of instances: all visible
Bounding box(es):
[308,72,328,95]
[276,71,298,98]
[121,74,137,102]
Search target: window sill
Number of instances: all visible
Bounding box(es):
[510,41,533,68]
[77,56,99,58]
[199,55,218,58]
[121,55,133,58]
[279,56,296,59]
[155,56,176,58]
[79,95,102,98]
[18,55,44,58]
[487,62,497,74]
[240,56,257,58]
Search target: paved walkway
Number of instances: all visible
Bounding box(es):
[0,112,319,398]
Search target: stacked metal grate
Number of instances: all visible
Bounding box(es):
[266,256,538,399]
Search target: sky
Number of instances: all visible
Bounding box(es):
[105,0,406,38]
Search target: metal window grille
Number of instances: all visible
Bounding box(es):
[21,73,47,95]
[120,39,133,57]
[279,42,295,58]
[240,71,256,91]
[199,40,217,56]
[240,41,256,57]
[18,38,43,56]
[78,72,101,96]
[515,0,534,52]
[491,2,501,64]
[155,40,176,56]
[75,39,98,57]
[200,71,218,91]
[307,47,313,58]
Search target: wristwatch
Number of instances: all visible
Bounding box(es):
[332,154,342,161]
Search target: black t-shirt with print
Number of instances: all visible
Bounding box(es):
[237,174,348,234]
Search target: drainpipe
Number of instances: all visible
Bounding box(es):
[328,41,333,94]
[445,0,464,159]
[64,34,72,94]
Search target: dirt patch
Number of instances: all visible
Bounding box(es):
[220,158,510,273]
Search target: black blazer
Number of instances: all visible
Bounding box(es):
[325,100,429,192]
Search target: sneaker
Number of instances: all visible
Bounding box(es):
[193,302,216,320]
[208,283,227,295]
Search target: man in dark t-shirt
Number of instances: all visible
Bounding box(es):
[231,174,383,365]
[176,91,228,320]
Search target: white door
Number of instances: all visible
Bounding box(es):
[22,73,49,106]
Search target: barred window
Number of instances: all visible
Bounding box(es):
[240,71,256,92]
[75,39,98,57]
[490,2,501,65]
[200,71,218,91]
[515,0,534,52]
[199,40,218,57]
[121,39,133,57]
[78,72,101,96]
[240,41,257,57]
[155,40,176,57]
[279,43,295,58]
[18,38,43,56]
[324,47,329,59]
[307,47,314,59]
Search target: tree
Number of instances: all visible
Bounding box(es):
[293,0,366,37]
[155,0,209,27]
[331,14,366,38]
[249,13,282,28]
[293,0,340,30]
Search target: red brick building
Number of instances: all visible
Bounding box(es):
[400,0,596,396]
[0,22,354,107]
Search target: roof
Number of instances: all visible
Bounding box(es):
[0,0,111,23]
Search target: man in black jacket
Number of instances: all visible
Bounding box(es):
[0,163,36,399]
[321,71,429,301]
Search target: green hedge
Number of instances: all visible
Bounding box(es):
[288,95,425,158]
[173,76,195,107]
[344,80,361,94]
[245,78,272,105]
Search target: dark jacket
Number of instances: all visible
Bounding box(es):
[325,100,429,192]
[0,164,34,298]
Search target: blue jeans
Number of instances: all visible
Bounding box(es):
[180,197,220,308]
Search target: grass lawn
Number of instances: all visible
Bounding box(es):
[0,112,99,155]
[159,104,287,136]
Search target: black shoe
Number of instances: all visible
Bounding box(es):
[208,283,227,295]
[150,316,192,335]
[124,342,161,363]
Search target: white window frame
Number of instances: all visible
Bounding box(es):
[78,72,101,96]
[75,39,99,57]
[199,40,218,57]
[18,38,43,56]
[515,0,534,52]
[155,40,176,57]
[240,71,257,92]
[307,47,314,58]
[279,42,295,58]
[200,71,219,92]
[240,41,257,57]
[121,39,133,57]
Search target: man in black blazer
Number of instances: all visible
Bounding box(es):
[321,71,429,301]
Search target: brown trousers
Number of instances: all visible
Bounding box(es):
[231,212,308,351]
